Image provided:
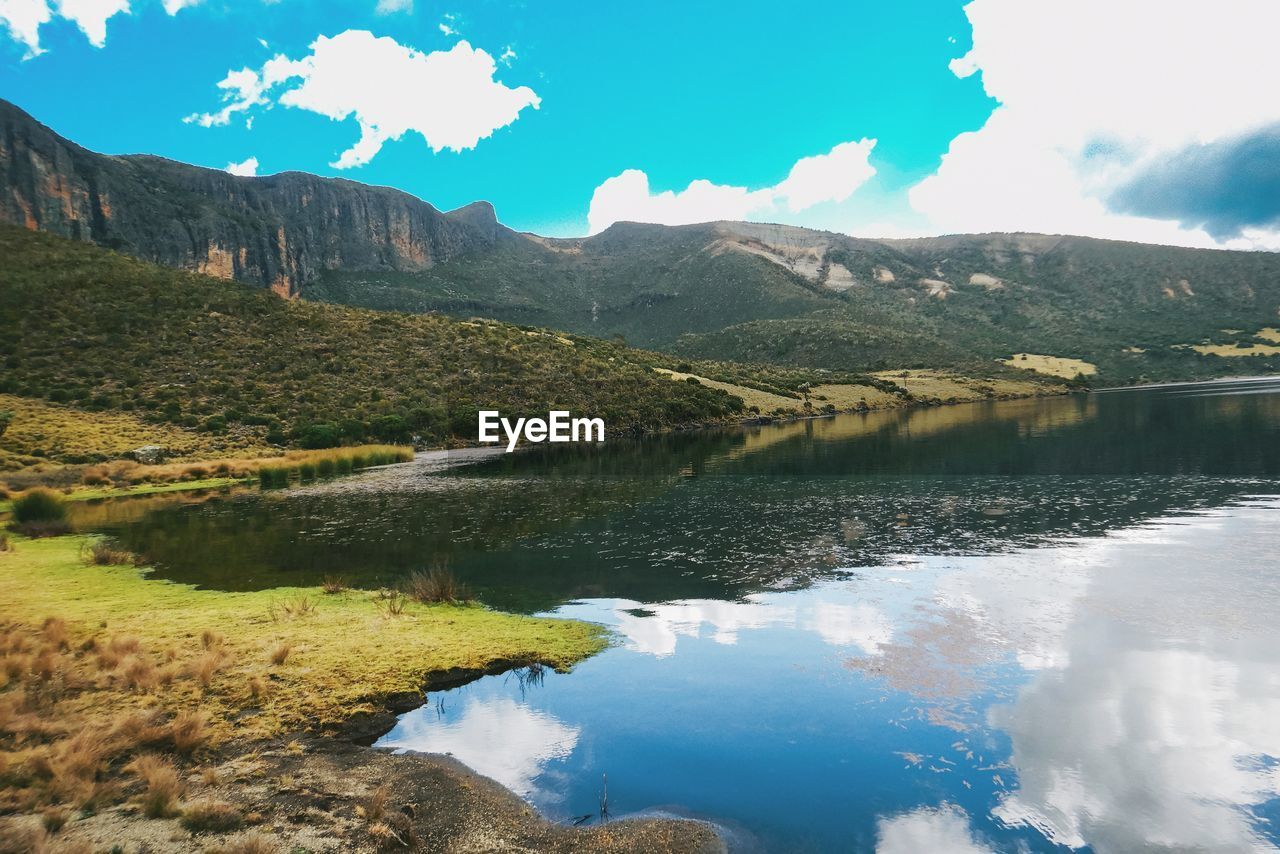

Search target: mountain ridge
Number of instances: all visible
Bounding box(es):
[0,98,514,296]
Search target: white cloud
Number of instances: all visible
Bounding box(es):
[498,45,515,66]
[374,0,410,14]
[224,155,258,176]
[0,0,52,55]
[187,30,540,169]
[908,0,1280,248]
[0,0,198,54]
[587,138,877,234]
[438,12,456,36]
[54,0,129,47]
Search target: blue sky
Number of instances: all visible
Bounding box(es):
[3,0,1278,247]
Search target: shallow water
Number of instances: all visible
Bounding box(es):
[80,379,1280,852]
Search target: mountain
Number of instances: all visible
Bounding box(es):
[0,99,510,297]
[5,97,1280,382]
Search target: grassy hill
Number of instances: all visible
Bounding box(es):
[0,224,752,463]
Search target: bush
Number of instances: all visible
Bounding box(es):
[297,423,341,449]
[0,409,12,437]
[12,488,67,523]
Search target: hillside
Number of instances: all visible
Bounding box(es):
[0,224,751,464]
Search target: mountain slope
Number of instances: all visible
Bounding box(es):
[0,98,508,297]
[0,223,748,459]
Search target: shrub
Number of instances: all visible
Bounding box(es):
[297,462,317,481]
[0,409,12,437]
[316,458,336,478]
[12,488,67,524]
[297,423,341,449]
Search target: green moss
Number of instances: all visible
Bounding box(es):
[0,534,608,740]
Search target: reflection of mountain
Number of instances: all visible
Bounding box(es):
[377,695,580,803]
[555,594,893,659]
[84,383,1280,612]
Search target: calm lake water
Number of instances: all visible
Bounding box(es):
[78,378,1280,852]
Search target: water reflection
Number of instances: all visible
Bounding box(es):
[375,500,1280,852]
[991,505,1280,852]
[378,692,580,804]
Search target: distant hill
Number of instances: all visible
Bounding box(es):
[5,97,1280,382]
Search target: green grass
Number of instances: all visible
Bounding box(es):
[0,533,608,740]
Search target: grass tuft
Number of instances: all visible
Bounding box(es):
[181,800,244,833]
[403,565,471,605]
[129,753,184,818]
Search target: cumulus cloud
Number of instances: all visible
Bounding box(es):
[0,0,52,55]
[909,0,1280,248]
[1,0,199,54]
[224,155,258,176]
[374,0,410,13]
[587,138,877,234]
[186,30,540,169]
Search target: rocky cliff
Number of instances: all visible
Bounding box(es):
[0,98,506,297]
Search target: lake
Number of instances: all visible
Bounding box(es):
[77,378,1280,852]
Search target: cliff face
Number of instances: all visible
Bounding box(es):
[0,99,505,297]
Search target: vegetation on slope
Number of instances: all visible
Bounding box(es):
[0,225,746,461]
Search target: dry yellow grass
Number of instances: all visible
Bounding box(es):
[808,384,899,409]
[1257,327,1280,344]
[872,369,1052,400]
[653,368,803,413]
[1192,342,1280,357]
[0,394,271,472]
[998,354,1097,379]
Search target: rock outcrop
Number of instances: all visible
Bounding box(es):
[0,99,507,297]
